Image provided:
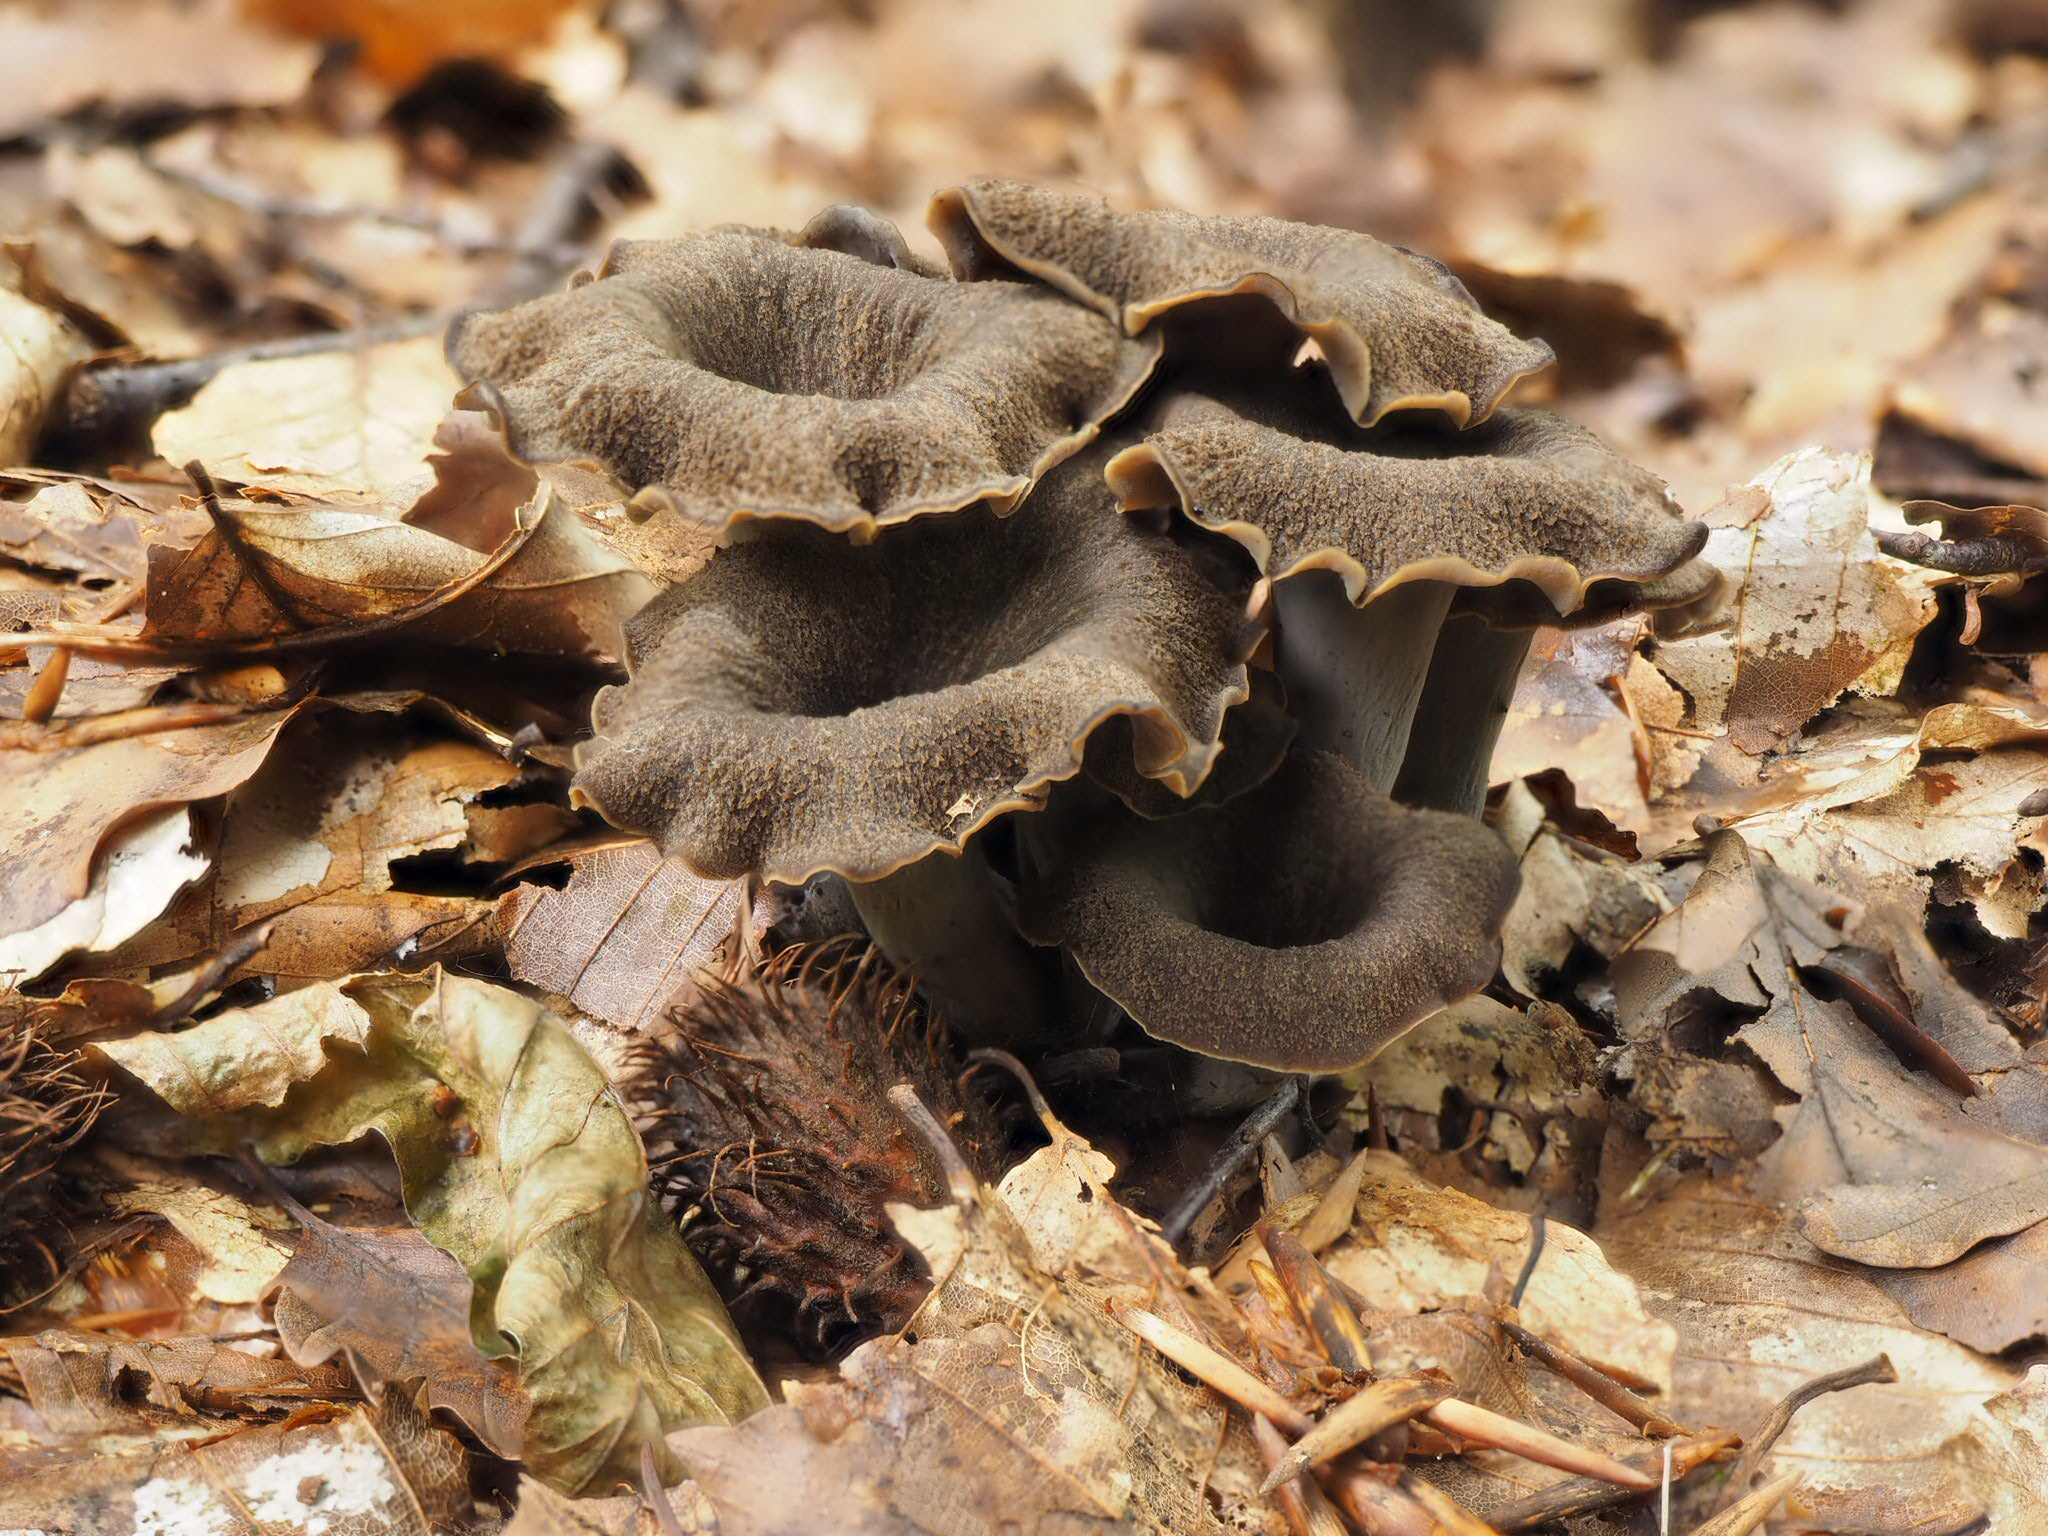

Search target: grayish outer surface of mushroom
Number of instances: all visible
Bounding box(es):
[1020,749,1522,1072]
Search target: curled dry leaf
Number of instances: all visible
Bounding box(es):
[139,405,651,661]
[94,969,767,1494]
[110,706,553,985]
[0,282,88,467]
[1,1327,355,1433]
[0,804,207,983]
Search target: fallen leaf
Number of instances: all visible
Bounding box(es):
[270,1214,530,1458]
[96,970,767,1493]
[0,0,318,141]
[0,805,207,983]
[0,1389,474,1536]
[1653,449,1936,756]
[104,1183,293,1306]
[1599,1175,2040,1533]
[498,838,750,1034]
[0,702,300,940]
[153,335,462,501]
[2,1327,353,1434]
[0,282,87,468]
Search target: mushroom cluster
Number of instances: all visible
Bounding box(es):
[452,180,1720,1075]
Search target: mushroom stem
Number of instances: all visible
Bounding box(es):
[1391,615,1533,816]
[1272,573,1452,788]
[849,849,1056,1046]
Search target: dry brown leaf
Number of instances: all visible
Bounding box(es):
[498,838,751,1035]
[105,1183,294,1306]
[1653,449,1936,757]
[108,707,542,984]
[0,283,87,468]
[0,1389,475,1536]
[1890,300,2048,481]
[0,0,318,141]
[2,1328,353,1434]
[153,335,461,501]
[675,1128,1268,1535]
[270,1214,530,1458]
[0,703,300,942]
[1494,620,1652,836]
[1599,1175,2040,1534]
[0,805,207,983]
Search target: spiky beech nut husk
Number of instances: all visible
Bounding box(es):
[628,940,1001,1355]
[0,1009,106,1305]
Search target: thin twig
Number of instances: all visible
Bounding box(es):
[151,920,278,1026]
[1500,1319,1687,1438]
[1712,1354,1895,1512]
[1484,1431,1740,1530]
[1162,1076,1304,1247]
[1423,1399,1656,1489]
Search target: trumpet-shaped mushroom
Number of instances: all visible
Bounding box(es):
[573,454,1259,1038]
[449,225,1158,539]
[1107,395,1722,809]
[929,178,1554,427]
[1019,750,1520,1071]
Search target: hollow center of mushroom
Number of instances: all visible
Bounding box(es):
[759,557,1094,718]
[658,249,938,402]
[1179,826,1374,949]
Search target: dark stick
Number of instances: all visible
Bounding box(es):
[1712,1354,1897,1512]
[1161,1076,1305,1248]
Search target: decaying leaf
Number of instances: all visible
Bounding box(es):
[499,838,751,1035]
[1654,449,1936,756]
[0,1388,476,1536]
[0,702,301,943]
[0,804,207,983]
[270,1213,530,1458]
[105,1182,293,1306]
[94,970,768,1493]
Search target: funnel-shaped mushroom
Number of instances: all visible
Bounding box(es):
[449,227,1158,540]
[573,453,1259,1038]
[1107,395,1722,807]
[1020,750,1520,1071]
[929,178,1554,428]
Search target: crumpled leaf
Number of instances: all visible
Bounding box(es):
[2,1327,354,1433]
[0,804,207,983]
[1277,1149,1676,1395]
[143,406,651,660]
[270,1214,530,1459]
[498,839,751,1035]
[1653,449,1936,755]
[94,969,767,1494]
[110,705,554,985]
[0,702,301,940]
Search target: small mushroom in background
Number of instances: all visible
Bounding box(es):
[571,452,1260,1043]
[448,217,1158,541]
[1019,750,1520,1071]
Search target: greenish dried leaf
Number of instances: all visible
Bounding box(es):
[95,970,767,1494]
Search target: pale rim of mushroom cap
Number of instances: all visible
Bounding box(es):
[449,226,1161,543]
[570,455,1264,888]
[1105,398,1719,626]
[1019,748,1521,1072]
[928,178,1555,429]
